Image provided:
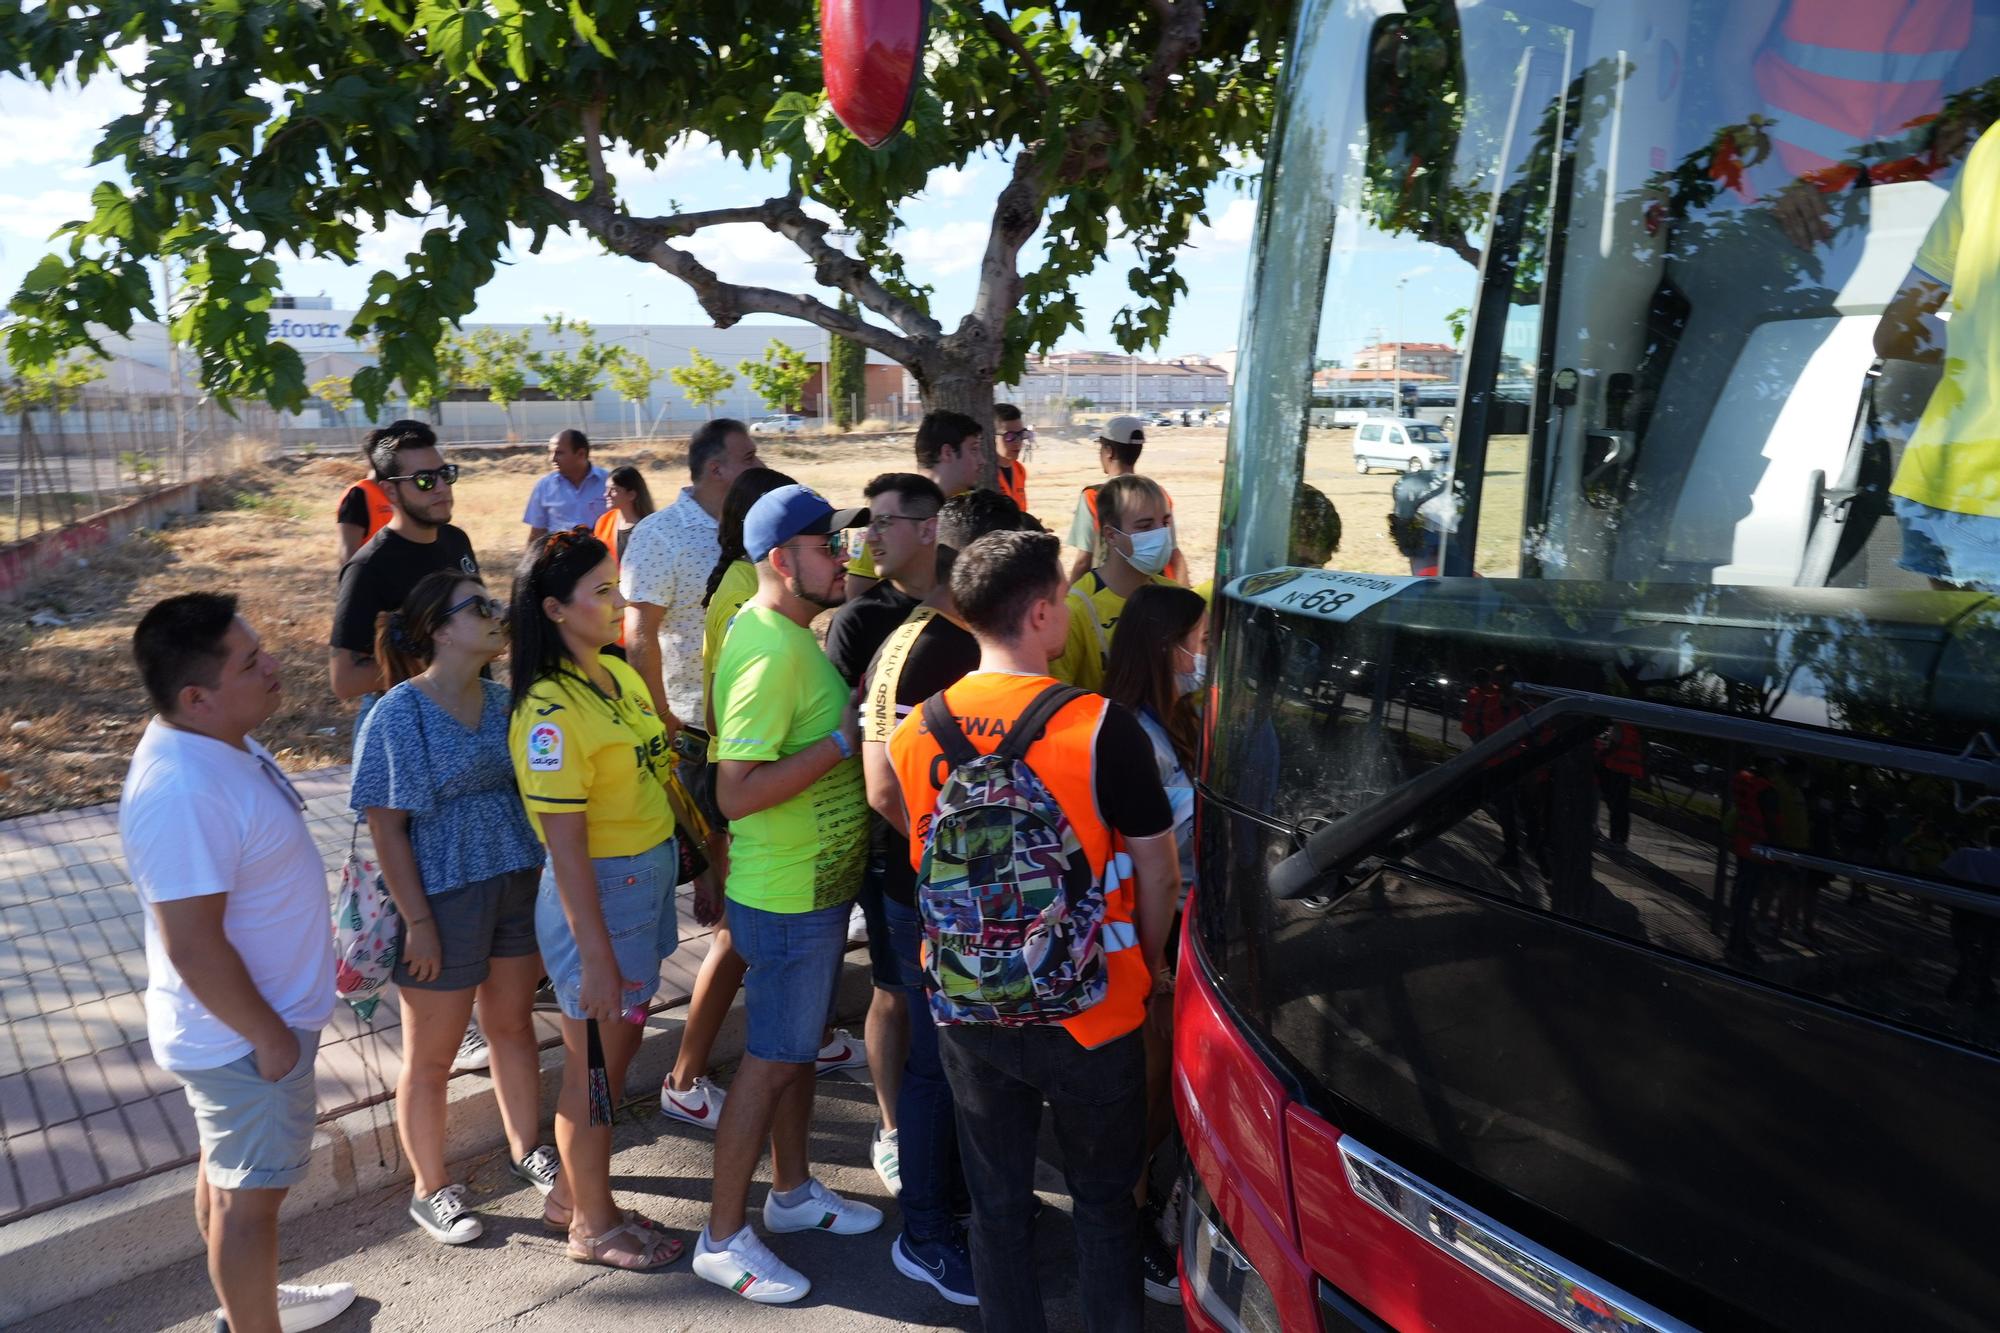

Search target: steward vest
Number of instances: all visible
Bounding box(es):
[888,671,1148,1049]
[1753,0,1970,191]
[350,478,395,540]
[1599,725,1646,778]
[997,459,1028,513]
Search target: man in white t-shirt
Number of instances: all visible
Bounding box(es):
[118,593,353,1333]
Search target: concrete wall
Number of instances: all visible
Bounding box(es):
[0,482,201,603]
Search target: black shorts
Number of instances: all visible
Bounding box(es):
[393,867,541,991]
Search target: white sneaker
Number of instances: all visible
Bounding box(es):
[692,1225,812,1304]
[213,1281,358,1333]
[450,1024,489,1073]
[872,1127,902,1196]
[815,1029,867,1076]
[847,902,868,944]
[409,1183,483,1244]
[763,1177,884,1236]
[659,1075,726,1130]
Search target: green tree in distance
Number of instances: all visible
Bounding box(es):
[605,349,661,439]
[828,296,865,430]
[526,314,617,426]
[406,334,468,419]
[310,373,355,421]
[0,1,1285,485]
[457,326,531,437]
[739,338,813,416]
[669,348,735,414]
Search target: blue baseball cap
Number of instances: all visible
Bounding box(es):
[743,484,869,563]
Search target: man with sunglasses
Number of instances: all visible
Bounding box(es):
[695,484,881,1303]
[994,402,1033,512]
[329,421,480,703]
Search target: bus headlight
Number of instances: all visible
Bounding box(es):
[1183,1171,1282,1333]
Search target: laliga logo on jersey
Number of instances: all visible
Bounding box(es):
[528,723,564,771]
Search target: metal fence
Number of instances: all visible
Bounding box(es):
[0,392,285,541]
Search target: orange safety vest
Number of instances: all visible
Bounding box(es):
[346,478,395,540]
[1731,770,1774,859]
[997,459,1028,513]
[888,673,1149,1050]
[592,509,629,646]
[1599,725,1645,778]
[1752,0,1971,190]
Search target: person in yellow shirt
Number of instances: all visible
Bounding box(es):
[508,527,681,1272]
[1053,474,1177,690]
[1878,122,2000,590]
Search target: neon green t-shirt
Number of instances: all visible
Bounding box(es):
[711,604,869,912]
[511,657,675,859]
[1892,125,2000,516]
[700,558,759,757]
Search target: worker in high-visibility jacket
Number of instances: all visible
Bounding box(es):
[1727,760,1782,962]
[1596,724,1646,848]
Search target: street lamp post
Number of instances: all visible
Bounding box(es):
[1394,276,1407,412]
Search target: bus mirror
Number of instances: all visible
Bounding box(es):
[1364,7,1465,244]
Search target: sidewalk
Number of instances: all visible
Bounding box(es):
[0,766,716,1228]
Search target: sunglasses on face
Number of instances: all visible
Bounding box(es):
[255,752,307,813]
[444,593,506,620]
[1000,429,1028,442]
[384,464,460,492]
[787,531,852,560]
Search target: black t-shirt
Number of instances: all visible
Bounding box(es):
[336,483,371,528]
[826,579,921,688]
[330,525,480,656]
[865,612,1172,901]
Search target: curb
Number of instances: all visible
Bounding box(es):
[0,964,872,1327]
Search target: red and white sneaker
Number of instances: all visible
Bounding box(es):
[815,1029,867,1077]
[659,1076,726,1130]
[692,1225,811,1304]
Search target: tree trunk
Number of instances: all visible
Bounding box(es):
[915,353,1000,489]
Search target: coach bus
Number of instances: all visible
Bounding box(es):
[1182,3,2000,1332]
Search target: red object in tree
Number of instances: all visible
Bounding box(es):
[822,0,929,148]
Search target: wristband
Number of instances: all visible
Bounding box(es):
[827,729,854,760]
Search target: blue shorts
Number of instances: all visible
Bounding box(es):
[1894,497,2000,591]
[729,897,851,1063]
[176,1027,322,1191]
[535,841,680,1022]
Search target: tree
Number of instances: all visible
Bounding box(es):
[406,334,468,419]
[827,297,866,430]
[0,2,1284,485]
[526,314,616,426]
[604,349,661,439]
[310,374,355,421]
[668,348,735,415]
[739,338,813,416]
[456,327,531,437]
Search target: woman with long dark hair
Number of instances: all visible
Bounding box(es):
[508,529,683,1270]
[656,466,798,1127]
[350,569,557,1245]
[593,465,656,565]
[1099,580,1207,1305]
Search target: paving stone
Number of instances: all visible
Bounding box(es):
[43,1119,104,1194]
[0,1152,20,1218]
[12,1016,58,1070]
[0,1024,18,1080]
[83,1107,144,1183]
[95,1044,156,1106]
[44,1012,96,1062]
[123,1093,184,1169]
[104,990,147,1042]
[66,1054,117,1118]
[0,1071,36,1137]
[11,1131,63,1207]
[157,1090,198,1156]
[41,926,84,969]
[25,1061,79,1127]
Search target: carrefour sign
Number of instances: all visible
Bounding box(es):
[267,314,361,346]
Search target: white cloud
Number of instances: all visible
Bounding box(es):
[680,221,814,289]
[896,220,988,276]
[605,134,724,186]
[922,162,987,200]
[0,189,94,241]
[1188,198,1258,251]
[0,74,141,170]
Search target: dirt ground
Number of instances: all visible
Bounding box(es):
[0,422,1524,817]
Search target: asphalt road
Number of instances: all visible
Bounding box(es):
[38,1071,1189,1332]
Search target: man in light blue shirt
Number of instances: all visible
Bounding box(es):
[522,429,609,547]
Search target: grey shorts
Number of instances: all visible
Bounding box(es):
[393,867,542,992]
[177,1027,322,1191]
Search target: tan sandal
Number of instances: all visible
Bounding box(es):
[567,1217,684,1270]
[542,1201,673,1237]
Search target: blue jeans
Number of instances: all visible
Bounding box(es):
[536,841,679,1021]
[730,897,851,1063]
[883,895,965,1242]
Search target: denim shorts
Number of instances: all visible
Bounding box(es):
[729,897,851,1063]
[176,1027,322,1190]
[1894,497,2000,591]
[393,867,540,992]
[535,841,680,1022]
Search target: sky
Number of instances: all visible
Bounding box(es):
[0,65,1465,368]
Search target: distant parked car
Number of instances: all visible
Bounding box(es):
[751,414,805,435]
[1353,416,1452,474]
[1213,409,1231,427]
[1149,413,1178,427]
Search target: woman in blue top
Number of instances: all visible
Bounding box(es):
[350,570,558,1247]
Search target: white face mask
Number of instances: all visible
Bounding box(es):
[1176,651,1208,699]
[1120,524,1175,575]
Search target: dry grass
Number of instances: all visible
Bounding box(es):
[0,424,1526,817]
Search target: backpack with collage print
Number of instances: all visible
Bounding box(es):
[915,684,1110,1025]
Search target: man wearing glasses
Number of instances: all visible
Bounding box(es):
[694,484,881,1303]
[993,402,1033,513]
[120,593,357,1333]
[329,421,481,703]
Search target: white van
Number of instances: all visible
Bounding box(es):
[1352,417,1452,474]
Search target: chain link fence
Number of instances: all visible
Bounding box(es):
[0,392,284,542]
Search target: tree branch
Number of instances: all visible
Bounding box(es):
[1139,0,1204,124]
[579,98,611,202]
[979,11,1051,98]
[538,187,920,367]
